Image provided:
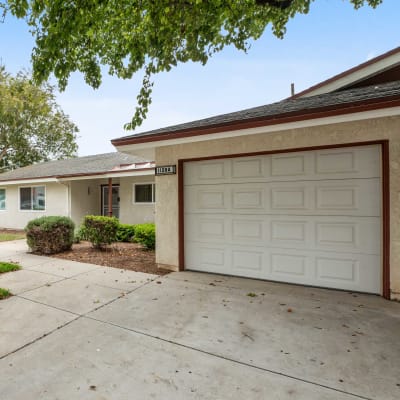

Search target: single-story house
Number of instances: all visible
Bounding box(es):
[0,152,155,229]
[112,47,400,300]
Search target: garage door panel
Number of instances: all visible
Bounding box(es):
[185,179,380,216]
[184,145,381,186]
[270,253,307,276]
[184,145,381,294]
[186,214,380,254]
[315,145,380,177]
[186,244,381,293]
[232,250,264,272]
[232,187,265,209]
[231,157,264,178]
[232,219,264,242]
[185,186,230,212]
[270,153,309,177]
[270,186,308,210]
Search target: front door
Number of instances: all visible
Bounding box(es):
[102,185,120,219]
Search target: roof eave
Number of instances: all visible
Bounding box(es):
[291,47,400,99]
[112,95,400,148]
[0,167,155,185]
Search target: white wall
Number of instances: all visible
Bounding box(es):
[70,180,102,227]
[0,182,68,229]
[0,175,156,230]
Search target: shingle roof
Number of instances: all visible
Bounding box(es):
[0,152,150,182]
[112,80,400,144]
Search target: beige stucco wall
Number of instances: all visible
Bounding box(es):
[0,182,68,229]
[119,176,155,224]
[154,115,400,299]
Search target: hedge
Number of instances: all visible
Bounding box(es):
[133,223,155,250]
[25,216,75,254]
[80,215,119,249]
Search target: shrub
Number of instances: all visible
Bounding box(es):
[25,216,75,254]
[133,223,155,250]
[81,215,119,249]
[116,223,135,242]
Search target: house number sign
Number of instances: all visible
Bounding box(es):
[155,165,176,175]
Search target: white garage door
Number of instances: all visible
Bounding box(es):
[184,145,382,294]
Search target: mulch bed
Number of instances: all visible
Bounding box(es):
[51,241,170,276]
[0,228,25,235]
[0,228,168,276]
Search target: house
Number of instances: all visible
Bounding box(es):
[112,47,400,300]
[0,152,156,229]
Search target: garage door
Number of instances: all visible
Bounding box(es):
[184,145,382,294]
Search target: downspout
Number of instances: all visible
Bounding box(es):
[108,178,113,217]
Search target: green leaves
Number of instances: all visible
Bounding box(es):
[0,67,78,172]
[1,0,384,130]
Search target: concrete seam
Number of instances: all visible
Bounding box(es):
[84,315,374,400]
[0,316,81,361]
[0,278,159,360]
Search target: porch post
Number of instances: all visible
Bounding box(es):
[108,178,113,217]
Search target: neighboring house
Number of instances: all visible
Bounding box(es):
[0,152,156,229]
[112,47,400,300]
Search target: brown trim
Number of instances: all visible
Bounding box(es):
[59,167,155,179]
[107,178,113,217]
[100,183,120,217]
[0,167,155,184]
[179,140,388,163]
[113,97,400,147]
[178,140,390,298]
[178,160,185,271]
[381,140,391,299]
[292,47,400,99]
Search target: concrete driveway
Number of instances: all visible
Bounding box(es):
[0,240,399,400]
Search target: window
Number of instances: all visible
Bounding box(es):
[20,186,46,211]
[134,183,155,203]
[0,188,5,210]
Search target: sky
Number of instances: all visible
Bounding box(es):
[0,0,399,156]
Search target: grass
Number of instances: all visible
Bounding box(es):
[0,288,12,300]
[0,262,21,274]
[0,233,25,242]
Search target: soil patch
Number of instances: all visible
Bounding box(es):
[0,229,25,235]
[51,241,170,275]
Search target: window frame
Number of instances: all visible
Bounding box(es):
[19,185,46,212]
[133,182,155,204]
[0,188,6,211]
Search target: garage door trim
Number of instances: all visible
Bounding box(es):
[177,140,390,298]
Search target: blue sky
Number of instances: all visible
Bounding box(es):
[0,0,399,156]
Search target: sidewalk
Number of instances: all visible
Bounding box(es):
[0,240,157,358]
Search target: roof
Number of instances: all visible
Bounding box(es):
[292,46,400,98]
[0,152,152,183]
[112,80,400,147]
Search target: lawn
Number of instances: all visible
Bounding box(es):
[0,230,25,242]
[0,288,12,300]
[0,262,21,273]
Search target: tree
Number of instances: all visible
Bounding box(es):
[0,67,78,172]
[1,0,383,129]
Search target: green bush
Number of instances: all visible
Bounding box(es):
[81,215,119,249]
[133,223,155,250]
[25,216,75,254]
[116,223,135,242]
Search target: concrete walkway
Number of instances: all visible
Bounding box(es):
[0,240,399,400]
